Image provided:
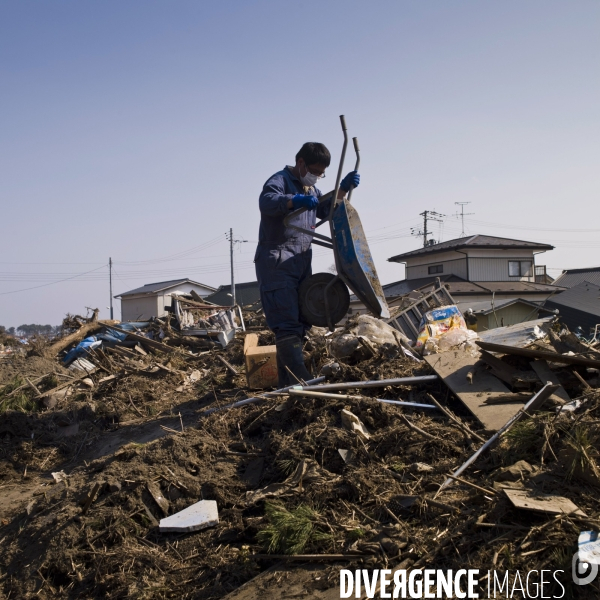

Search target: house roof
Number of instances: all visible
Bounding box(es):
[553,266,600,289]
[544,281,600,317]
[379,275,564,299]
[115,279,216,298]
[205,281,261,307]
[457,298,557,316]
[387,235,554,262]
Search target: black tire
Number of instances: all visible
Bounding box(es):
[299,272,350,327]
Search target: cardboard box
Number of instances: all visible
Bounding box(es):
[244,334,278,389]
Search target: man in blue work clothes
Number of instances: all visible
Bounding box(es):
[255,142,360,387]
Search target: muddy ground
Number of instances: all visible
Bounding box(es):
[1,328,600,599]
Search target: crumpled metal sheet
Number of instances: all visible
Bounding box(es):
[477,316,556,348]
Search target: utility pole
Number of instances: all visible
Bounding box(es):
[226,229,248,307]
[411,210,445,247]
[109,257,114,319]
[229,228,235,306]
[454,202,474,237]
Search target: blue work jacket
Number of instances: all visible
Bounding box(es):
[255,167,331,292]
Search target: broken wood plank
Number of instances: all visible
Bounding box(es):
[573,370,592,390]
[398,414,438,440]
[243,333,259,354]
[476,341,600,369]
[216,354,239,375]
[189,290,206,303]
[105,345,138,360]
[81,482,100,516]
[478,351,537,388]
[25,377,42,396]
[504,488,586,516]
[530,360,570,404]
[478,350,518,386]
[424,352,520,431]
[33,371,91,399]
[43,320,104,358]
[425,393,486,443]
[134,344,148,356]
[483,393,531,405]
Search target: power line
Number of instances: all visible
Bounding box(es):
[0,264,108,296]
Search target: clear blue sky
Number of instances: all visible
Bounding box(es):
[1,1,599,327]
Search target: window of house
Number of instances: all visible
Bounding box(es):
[508,261,532,277]
[428,264,443,274]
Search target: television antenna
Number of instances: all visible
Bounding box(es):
[454,202,474,237]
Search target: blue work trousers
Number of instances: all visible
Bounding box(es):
[255,244,312,341]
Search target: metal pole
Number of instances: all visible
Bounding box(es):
[229,228,235,307]
[423,211,428,247]
[296,374,438,392]
[200,376,326,416]
[436,382,557,493]
[109,257,113,320]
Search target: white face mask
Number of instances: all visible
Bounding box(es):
[300,164,319,187]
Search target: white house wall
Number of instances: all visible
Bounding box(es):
[467,257,535,282]
[402,248,541,283]
[406,258,468,280]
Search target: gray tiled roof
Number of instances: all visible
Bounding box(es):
[388,235,554,262]
[553,267,600,289]
[115,279,216,298]
[545,281,600,316]
[380,275,563,299]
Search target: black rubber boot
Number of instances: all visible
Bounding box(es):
[275,335,311,388]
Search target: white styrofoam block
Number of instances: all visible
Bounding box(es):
[159,500,219,533]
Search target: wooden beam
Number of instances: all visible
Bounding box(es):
[476,341,600,369]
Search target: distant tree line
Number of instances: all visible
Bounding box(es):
[0,324,59,338]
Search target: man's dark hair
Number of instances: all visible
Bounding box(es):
[296,142,331,167]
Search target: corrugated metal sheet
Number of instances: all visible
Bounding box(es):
[205,282,261,307]
[478,317,556,346]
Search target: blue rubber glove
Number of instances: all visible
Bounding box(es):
[340,171,360,192]
[292,194,319,210]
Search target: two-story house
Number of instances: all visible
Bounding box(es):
[349,235,565,330]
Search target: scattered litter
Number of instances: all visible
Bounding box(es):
[330,314,409,361]
[2,298,600,599]
[504,488,586,516]
[51,470,67,483]
[494,460,534,482]
[340,408,371,440]
[246,459,339,504]
[158,500,219,533]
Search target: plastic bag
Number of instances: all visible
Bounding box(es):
[415,305,466,350]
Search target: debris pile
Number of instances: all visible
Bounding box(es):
[1,295,600,599]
